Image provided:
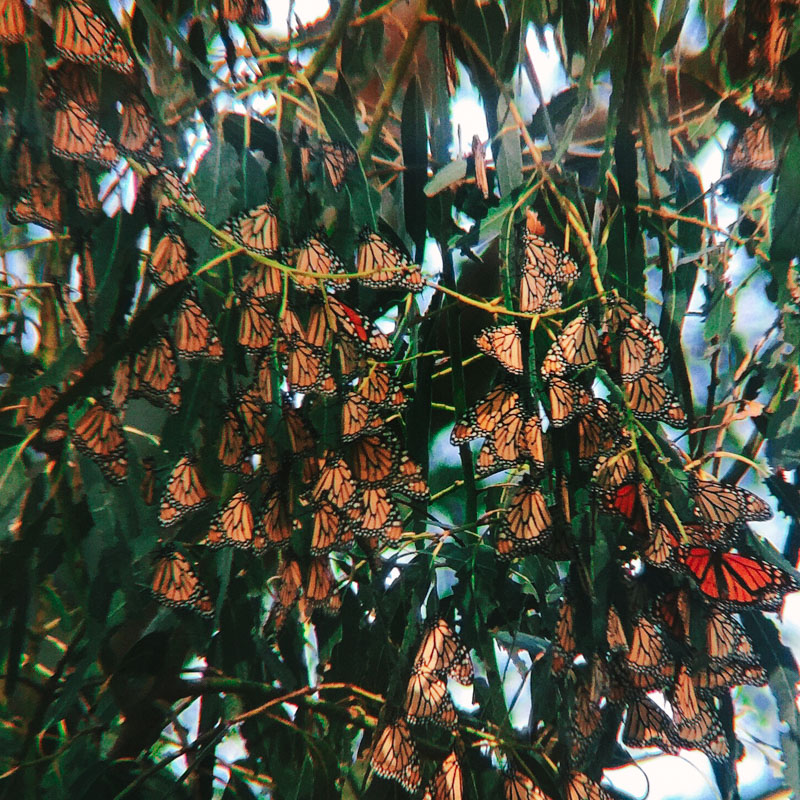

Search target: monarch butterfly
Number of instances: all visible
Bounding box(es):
[298,305,330,351]
[322,296,391,358]
[641,520,677,566]
[519,233,577,314]
[340,392,382,442]
[622,695,679,753]
[152,168,206,217]
[52,100,119,167]
[504,770,553,800]
[269,555,302,630]
[541,310,598,380]
[140,457,156,505]
[519,267,562,314]
[523,233,580,282]
[254,354,275,405]
[477,406,527,475]
[475,324,524,375]
[617,326,667,382]
[606,606,628,652]
[348,432,401,487]
[671,694,729,761]
[237,386,268,448]
[131,335,182,412]
[591,445,637,489]
[149,231,190,288]
[205,491,255,549]
[71,400,122,457]
[565,772,614,800]
[259,486,294,550]
[311,451,357,510]
[599,482,652,537]
[76,165,100,216]
[655,588,690,643]
[576,400,619,466]
[239,260,283,298]
[623,373,687,427]
[8,169,64,231]
[675,547,798,610]
[275,311,302,344]
[497,478,553,559]
[174,294,224,360]
[283,401,316,457]
[159,453,210,526]
[422,751,464,800]
[0,0,25,43]
[729,115,775,172]
[704,608,759,664]
[237,294,275,352]
[118,95,163,165]
[451,384,521,444]
[670,664,701,722]
[569,685,602,761]
[72,402,128,483]
[215,201,279,255]
[413,619,473,684]
[311,500,350,555]
[370,719,421,793]
[356,228,423,292]
[519,414,551,471]
[423,751,463,800]
[624,616,671,676]
[293,232,348,292]
[284,339,331,395]
[357,364,408,409]
[17,385,68,443]
[692,661,767,691]
[404,668,457,729]
[395,456,430,502]
[551,599,576,674]
[151,548,214,617]
[319,140,358,191]
[41,61,99,111]
[301,555,341,617]
[689,476,772,524]
[546,376,593,427]
[353,486,402,541]
[54,0,134,73]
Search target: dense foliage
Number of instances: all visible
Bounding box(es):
[2,0,800,798]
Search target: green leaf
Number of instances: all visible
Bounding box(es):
[772,133,800,261]
[401,78,428,251]
[657,0,689,54]
[495,94,523,196]
[741,614,800,797]
[425,159,468,197]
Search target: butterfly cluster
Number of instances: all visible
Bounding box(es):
[372,620,472,796]
[452,220,798,775]
[2,3,798,796]
[1,2,426,627]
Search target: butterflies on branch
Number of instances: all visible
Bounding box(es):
[518,231,580,314]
